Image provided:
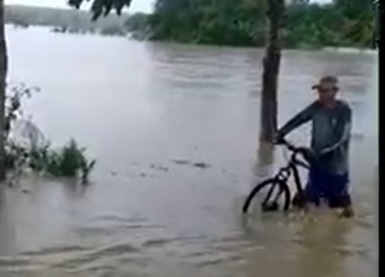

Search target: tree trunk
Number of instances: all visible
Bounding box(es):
[259,0,284,142]
[0,0,7,181]
[374,0,379,49]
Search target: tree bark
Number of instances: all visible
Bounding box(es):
[374,0,379,49]
[259,0,284,142]
[0,0,7,181]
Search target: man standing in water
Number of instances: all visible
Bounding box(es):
[275,76,354,217]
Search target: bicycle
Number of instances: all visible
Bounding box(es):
[242,138,315,214]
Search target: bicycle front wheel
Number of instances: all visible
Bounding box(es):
[242,179,291,214]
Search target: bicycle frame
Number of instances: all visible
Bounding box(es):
[288,151,309,198]
[265,147,310,206]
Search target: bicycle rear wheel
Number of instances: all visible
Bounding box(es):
[242,178,291,214]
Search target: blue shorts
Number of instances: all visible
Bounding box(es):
[305,165,351,208]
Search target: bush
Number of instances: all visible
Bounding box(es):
[5,83,96,184]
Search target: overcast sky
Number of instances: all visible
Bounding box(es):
[6,0,154,12]
[6,0,332,13]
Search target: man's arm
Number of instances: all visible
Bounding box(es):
[276,102,317,138]
[321,104,352,154]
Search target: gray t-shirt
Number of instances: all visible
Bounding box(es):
[277,100,352,175]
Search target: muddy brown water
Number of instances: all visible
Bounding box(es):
[0,27,378,276]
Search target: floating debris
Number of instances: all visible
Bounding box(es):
[150,164,169,172]
[193,162,210,169]
[172,159,211,169]
[173,159,191,165]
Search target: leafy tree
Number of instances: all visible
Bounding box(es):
[138,0,375,48]
[148,0,246,45]
[68,0,132,20]
[334,0,376,47]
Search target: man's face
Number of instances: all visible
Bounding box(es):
[317,81,338,104]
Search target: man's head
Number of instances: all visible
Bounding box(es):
[312,76,339,104]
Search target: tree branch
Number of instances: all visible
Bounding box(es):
[68,0,132,20]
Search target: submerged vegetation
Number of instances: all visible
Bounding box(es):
[5,83,95,184]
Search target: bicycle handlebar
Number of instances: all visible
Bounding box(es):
[274,138,300,152]
[274,138,316,165]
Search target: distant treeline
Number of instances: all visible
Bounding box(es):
[5,1,378,48]
[126,0,378,49]
[5,5,130,36]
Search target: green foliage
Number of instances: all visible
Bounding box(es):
[124,12,152,39]
[8,0,375,48]
[100,25,126,36]
[125,12,148,31]
[5,84,95,184]
[7,140,95,184]
[32,140,96,183]
[126,0,376,48]
[146,0,266,46]
[68,0,132,20]
[332,0,377,47]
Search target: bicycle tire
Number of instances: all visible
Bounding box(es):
[242,178,291,214]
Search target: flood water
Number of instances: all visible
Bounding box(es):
[0,27,378,276]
